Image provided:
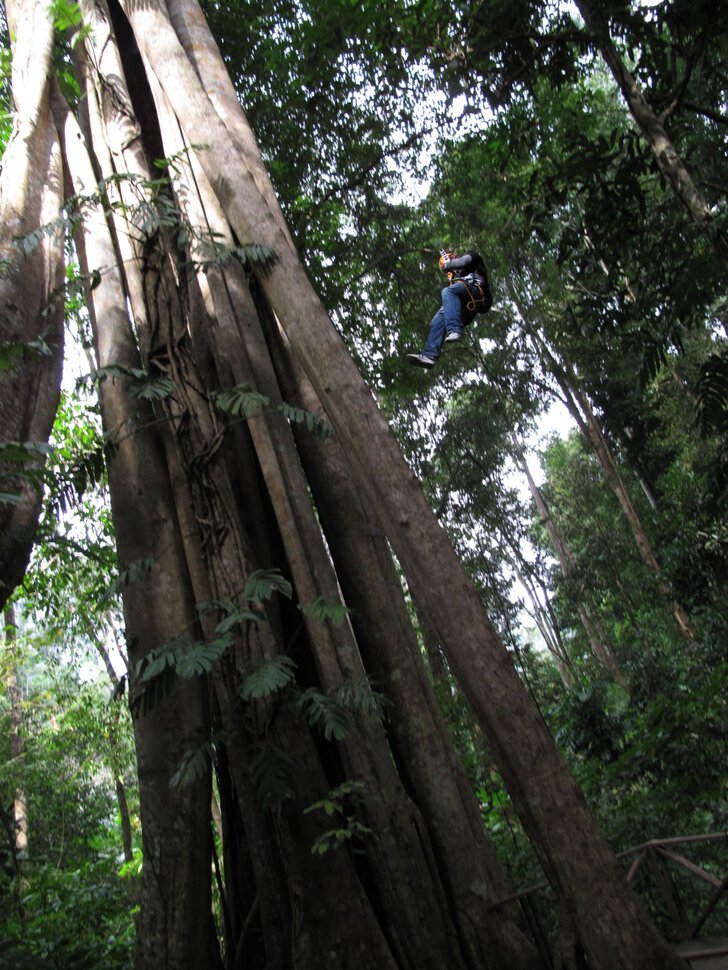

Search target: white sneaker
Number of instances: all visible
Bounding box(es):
[444,330,463,345]
[406,353,436,369]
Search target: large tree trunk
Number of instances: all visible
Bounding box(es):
[52,82,221,969]
[0,0,64,609]
[264,316,542,970]
[5,0,690,966]
[130,27,688,964]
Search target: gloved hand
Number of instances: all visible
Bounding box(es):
[438,253,451,272]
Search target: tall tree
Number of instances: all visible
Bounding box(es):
[0,1,691,969]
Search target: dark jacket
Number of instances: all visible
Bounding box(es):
[447,250,492,311]
[447,250,488,285]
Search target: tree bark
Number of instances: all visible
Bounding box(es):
[52,82,221,970]
[0,0,65,610]
[264,315,543,970]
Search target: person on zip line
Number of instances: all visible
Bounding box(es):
[406,247,492,369]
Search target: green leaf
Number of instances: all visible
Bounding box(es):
[85,364,175,401]
[334,678,389,721]
[50,0,83,30]
[249,744,297,813]
[215,383,270,417]
[234,243,277,271]
[240,655,297,700]
[170,739,216,789]
[298,595,350,625]
[242,568,293,602]
[296,688,349,741]
[174,635,234,678]
[128,376,175,401]
[215,606,264,634]
[133,632,234,686]
[280,401,332,439]
[304,782,371,854]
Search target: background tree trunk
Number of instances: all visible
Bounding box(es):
[0,0,64,610]
[4,607,28,864]
[574,0,728,278]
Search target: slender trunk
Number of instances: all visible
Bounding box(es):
[88,631,136,868]
[504,548,575,689]
[574,0,728,287]
[4,607,28,862]
[511,283,694,642]
[573,384,694,641]
[511,434,630,692]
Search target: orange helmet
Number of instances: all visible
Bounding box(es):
[439,250,457,271]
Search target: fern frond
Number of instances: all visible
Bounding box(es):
[240,655,297,700]
[133,632,234,685]
[280,401,332,440]
[249,744,297,813]
[215,383,270,418]
[296,689,349,741]
[242,568,293,602]
[696,351,728,434]
[84,364,175,401]
[174,635,235,678]
[170,738,216,789]
[299,596,350,626]
[334,678,389,721]
[234,243,277,272]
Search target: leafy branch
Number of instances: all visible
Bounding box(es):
[216,384,332,439]
[304,781,372,855]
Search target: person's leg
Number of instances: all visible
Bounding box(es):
[421,306,446,360]
[441,282,468,335]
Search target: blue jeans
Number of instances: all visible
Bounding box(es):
[422,282,476,359]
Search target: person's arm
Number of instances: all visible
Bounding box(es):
[443,252,476,272]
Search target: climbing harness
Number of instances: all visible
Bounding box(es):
[459,273,489,312]
[438,249,493,312]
